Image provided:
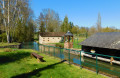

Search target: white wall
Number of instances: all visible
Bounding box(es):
[39,35,62,44]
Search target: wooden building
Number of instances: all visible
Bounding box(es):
[64,31,73,48]
[80,32,120,58]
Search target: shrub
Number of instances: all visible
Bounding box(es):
[4,48,12,52]
[0,33,7,42]
[55,43,64,48]
[0,34,1,42]
[59,36,64,43]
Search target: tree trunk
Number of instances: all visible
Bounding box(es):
[7,32,10,43]
[3,0,9,42]
[7,0,10,43]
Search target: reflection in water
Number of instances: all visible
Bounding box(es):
[21,42,120,77]
[33,42,39,51]
[73,58,81,65]
[56,54,64,59]
[21,42,39,51]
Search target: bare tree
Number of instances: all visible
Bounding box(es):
[88,26,97,35]
[38,9,60,32]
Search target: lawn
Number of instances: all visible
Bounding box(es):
[73,37,86,49]
[34,33,39,42]
[0,48,107,78]
[0,42,20,47]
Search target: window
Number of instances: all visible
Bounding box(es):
[48,40,49,41]
[53,38,54,39]
[58,38,59,39]
[48,38,49,39]
[43,40,45,41]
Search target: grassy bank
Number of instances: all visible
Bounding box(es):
[73,37,86,49]
[55,43,64,48]
[0,49,107,78]
[0,43,20,47]
[50,37,86,49]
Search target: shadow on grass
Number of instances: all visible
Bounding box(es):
[12,60,66,78]
[0,52,30,65]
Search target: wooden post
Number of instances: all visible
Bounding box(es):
[37,58,40,63]
[68,36,70,48]
[72,36,73,42]
[64,36,65,42]
[68,36,69,42]
[31,54,33,58]
[110,57,114,65]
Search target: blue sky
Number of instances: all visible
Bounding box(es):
[30,0,120,29]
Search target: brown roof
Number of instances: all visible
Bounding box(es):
[40,32,65,37]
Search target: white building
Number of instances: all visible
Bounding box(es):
[39,32,65,44]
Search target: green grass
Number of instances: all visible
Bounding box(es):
[0,48,4,52]
[0,42,20,47]
[34,33,39,41]
[73,37,86,49]
[0,49,107,78]
[55,43,64,48]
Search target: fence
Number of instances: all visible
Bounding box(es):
[21,42,120,77]
[39,44,120,77]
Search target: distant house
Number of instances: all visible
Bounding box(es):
[39,32,65,44]
[80,32,120,57]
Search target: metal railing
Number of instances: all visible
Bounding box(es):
[39,44,120,77]
[21,42,120,77]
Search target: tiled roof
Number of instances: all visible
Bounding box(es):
[40,32,65,37]
[80,32,120,50]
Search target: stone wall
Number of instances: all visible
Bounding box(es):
[39,35,62,44]
[64,42,73,48]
